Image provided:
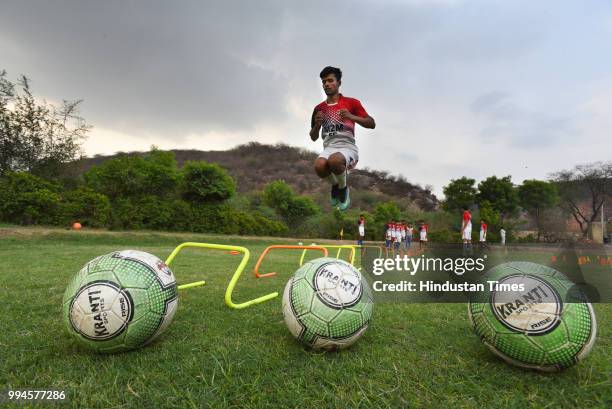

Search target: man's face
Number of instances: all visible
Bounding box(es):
[322,74,340,96]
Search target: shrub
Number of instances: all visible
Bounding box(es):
[0,171,60,225]
[181,161,236,203]
[59,188,110,227]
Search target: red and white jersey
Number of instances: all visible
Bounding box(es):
[311,94,369,148]
[419,224,428,240]
[480,222,487,232]
[386,223,395,240]
[394,225,402,240]
[463,210,472,229]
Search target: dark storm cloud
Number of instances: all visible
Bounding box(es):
[0,0,289,136]
[1,0,610,198]
[0,0,550,139]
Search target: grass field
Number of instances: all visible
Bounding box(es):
[0,228,610,408]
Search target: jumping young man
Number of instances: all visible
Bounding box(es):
[310,66,376,211]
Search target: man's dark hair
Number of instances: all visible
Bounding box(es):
[320,66,342,82]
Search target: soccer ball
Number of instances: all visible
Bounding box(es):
[63,250,179,353]
[468,261,597,371]
[282,257,373,350]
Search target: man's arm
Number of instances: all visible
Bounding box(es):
[338,109,376,129]
[310,110,323,141]
[353,115,375,129]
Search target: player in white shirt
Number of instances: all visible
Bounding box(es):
[461,208,473,255]
[399,221,406,257]
[394,223,402,256]
[405,222,414,254]
[418,221,428,252]
[357,214,366,257]
[385,220,394,258]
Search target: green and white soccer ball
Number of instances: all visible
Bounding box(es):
[63,250,179,353]
[468,261,596,371]
[282,257,373,350]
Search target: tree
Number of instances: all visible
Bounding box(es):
[181,161,236,203]
[478,200,501,229]
[373,202,401,240]
[0,171,60,225]
[262,180,293,213]
[85,149,180,201]
[0,70,90,177]
[551,162,612,237]
[477,176,519,221]
[262,180,318,226]
[518,179,558,241]
[442,177,477,213]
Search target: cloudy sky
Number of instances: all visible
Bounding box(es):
[2,0,611,197]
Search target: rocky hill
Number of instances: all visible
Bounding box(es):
[80,142,438,212]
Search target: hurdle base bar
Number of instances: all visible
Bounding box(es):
[165,242,277,309]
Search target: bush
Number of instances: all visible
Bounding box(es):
[427,229,460,243]
[0,171,60,225]
[59,188,111,227]
[233,210,288,236]
[262,180,319,226]
[181,161,236,203]
[85,150,180,200]
[190,203,235,234]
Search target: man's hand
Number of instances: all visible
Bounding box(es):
[337,108,354,121]
[310,110,324,141]
[314,110,324,126]
[339,109,376,129]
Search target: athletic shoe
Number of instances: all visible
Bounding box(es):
[337,185,350,211]
[330,184,340,206]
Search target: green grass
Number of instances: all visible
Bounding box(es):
[0,228,610,408]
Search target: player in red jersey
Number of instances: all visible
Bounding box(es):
[461,207,473,255]
[310,66,375,211]
[479,219,489,250]
[418,221,428,251]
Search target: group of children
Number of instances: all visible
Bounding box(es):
[357,215,426,257]
[357,209,505,257]
[382,219,428,257]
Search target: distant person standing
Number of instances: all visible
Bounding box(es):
[500,226,506,245]
[385,219,394,258]
[461,208,473,255]
[394,222,402,257]
[419,221,428,251]
[405,222,414,254]
[357,214,366,256]
[399,220,407,257]
[479,220,488,249]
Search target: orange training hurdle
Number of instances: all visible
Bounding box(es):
[253,245,329,278]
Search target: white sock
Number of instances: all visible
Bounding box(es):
[335,169,347,188]
[325,173,338,185]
